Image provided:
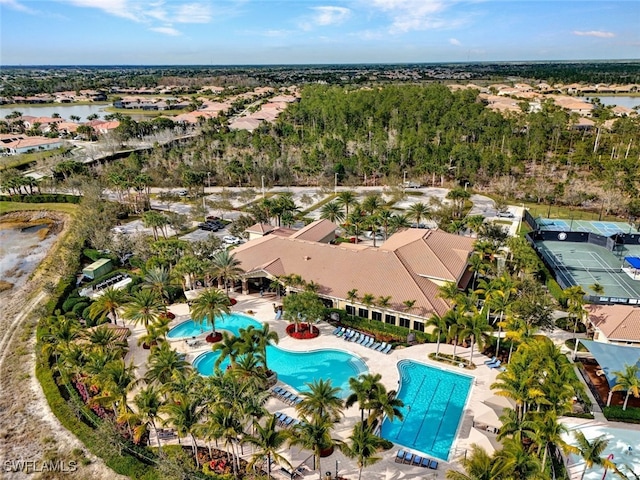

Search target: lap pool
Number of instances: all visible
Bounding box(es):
[167,313,260,339]
[381,360,472,461]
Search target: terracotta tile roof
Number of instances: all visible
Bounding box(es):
[270,227,296,237]
[587,304,640,342]
[232,228,474,317]
[247,223,276,234]
[290,219,337,242]
[380,228,474,283]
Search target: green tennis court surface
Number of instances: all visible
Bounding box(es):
[536,241,640,300]
[535,218,639,236]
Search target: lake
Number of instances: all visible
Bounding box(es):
[588,96,640,109]
[0,104,109,121]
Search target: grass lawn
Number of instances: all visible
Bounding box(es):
[0,147,68,170]
[0,201,78,216]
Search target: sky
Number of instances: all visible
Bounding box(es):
[1,0,638,65]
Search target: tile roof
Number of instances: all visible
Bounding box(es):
[247,223,277,234]
[290,219,337,242]
[587,304,640,343]
[232,228,474,317]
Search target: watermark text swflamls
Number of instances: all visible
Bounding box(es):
[3,459,78,473]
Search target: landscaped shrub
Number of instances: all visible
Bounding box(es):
[603,406,640,423]
[3,194,81,204]
[547,278,566,305]
[286,322,320,339]
[62,295,84,313]
[71,301,89,316]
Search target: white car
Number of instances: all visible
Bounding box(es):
[496,211,515,218]
[112,226,127,234]
[223,235,242,245]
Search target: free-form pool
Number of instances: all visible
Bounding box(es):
[167,313,261,339]
[194,346,367,398]
[381,360,472,461]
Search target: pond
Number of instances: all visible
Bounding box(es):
[0,104,110,122]
[588,96,640,109]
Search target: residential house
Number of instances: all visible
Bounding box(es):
[587,304,640,347]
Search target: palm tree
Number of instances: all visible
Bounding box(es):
[610,364,640,410]
[492,437,543,479]
[487,275,518,356]
[89,286,126,326]
[589,282,605,296]
[459,312,492,365]
[528,411,577,471]
[94,359,139,417]
[131,386,165,449]
[212,331,244,370]
[389,213,411,234]
[346,288,358,319]
[142,266,173,302]
[368,388,404,427]
[206,404,245,476]
[162,393,205,466]
[210,250,244,293]
[342,421,386,480]
[41,315,81,364]
[345,373,385,423]
[564,285,587,359]
[574,431,615,480]
[145,341,191,386]
[426,313,448,357]
[245,414,291,478]
[336,191,357,218]
[319,201,345,224]
[446,444,494,480]
[296,378,344,423]
[84,324,128,355]
[243,323,279,371]
[189,287,231,336]
[378,209,393,240]
[407,202,430,226]
[289,416,342,479]
[439,281,463,306]
[360,293,375,318]
[137,315,170,349]
[122,289,165,331]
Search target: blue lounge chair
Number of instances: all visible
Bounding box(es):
[336,327,346,337]
[395,450,406,463]
[428,459,438,469]
[371,341,382,350]
[483,356,497,365]
[274,412,285,421]
[357,335,369,345]
[343,329,354,340]
[420,457,430,468]
[350,332,361,343]
[281,391,294,401]
[412,455,423,466]
[283,416,295,427]
[332,326,341,335]
[381,344,393,354]
[488,360,502,369]
[273,386,285,396]
[364,337,375,348]
[403,453,414,465]
[375,342,387,352]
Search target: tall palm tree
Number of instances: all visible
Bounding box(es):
[388,213,411,234]
[426,313,448,358]
[212,331,244,370]
[342,421,386,480]
[492,437,543,479]
[446,444,494,480]
[84,324,128,355]
[439,281,463,307]
[368,388,404,427]
[377,209,393,240]
[122,289,165,331]
[162,393,205,466]
[289,416,342,480]
[459,312,492,365]
[145,341,191,386]
[610,364,640,410]
[346,289,358,319]
[407,202,430,226]
[205,404,245,476]
[243,323,279,371]
[41,315,81,363]
[94,359,140,417]
[574,431,615,480]
[360,293,375,318]
[142,265,173,302]
[345,373,385,423]
[296,379,344,423]
[245,414,291,478]
[564,285,587,359]
[319,201,345,224]
[336,191,357,219]
[189,287,231,336]
[131,385,165,449]
[527,411,576,470]
[210,250,244,293]
[89,286,126,326]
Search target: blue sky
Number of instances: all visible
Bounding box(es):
[1,0,638,65]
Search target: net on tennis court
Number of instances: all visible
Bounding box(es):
[541,251,621,275]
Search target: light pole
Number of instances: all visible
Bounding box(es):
[334,172,338,194]
[261,175,265,198]
[207,171,211,188]
[335,460,340,479]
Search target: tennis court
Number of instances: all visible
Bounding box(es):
[535,241,640,300]
[535,218,638,236]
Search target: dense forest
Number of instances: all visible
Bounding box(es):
[112,83,640,216]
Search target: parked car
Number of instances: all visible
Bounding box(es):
[223,235,242,245]
[496,211,514,218]
[177,189,188,197]
[112,226,126,234]
[198,222,219,231]
[206,215,221,221]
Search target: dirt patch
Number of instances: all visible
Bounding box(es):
[0,210,124,480]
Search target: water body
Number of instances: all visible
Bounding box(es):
[0,222,58,291]
[0,104,109,121]
[588,96,640,109]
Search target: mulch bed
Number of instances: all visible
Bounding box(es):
[286,323,319,339]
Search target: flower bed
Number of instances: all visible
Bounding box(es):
[206,332,223,343]
[286,323,319,339]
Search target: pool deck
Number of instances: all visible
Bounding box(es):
[124,293,509,479]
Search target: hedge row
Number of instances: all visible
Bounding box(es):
[3,194,81,204]
[603,405,640,423]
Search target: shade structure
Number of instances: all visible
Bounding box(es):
[624,256,640,269]
[580,340,640,387]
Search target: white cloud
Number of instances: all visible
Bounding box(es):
[0,0,38,14]
[149,26,181,36]
[449,38,461,46]
[573,30,615,38]
[311,6,351,26]
[174,3,212,24]
[61,0,140,21]
[369,0,464,33]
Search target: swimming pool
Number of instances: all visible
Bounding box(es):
[381,360,472,461]
[167,313,261,339]
[194,347,367,398]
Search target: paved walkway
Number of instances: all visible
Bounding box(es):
[124,293,513,479]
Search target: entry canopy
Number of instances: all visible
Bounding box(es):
[625,256,640,269]
[580,340,640,387]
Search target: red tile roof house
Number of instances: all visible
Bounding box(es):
[587,304,640,347]
[0,135,64,155]
[232,220,475,332]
